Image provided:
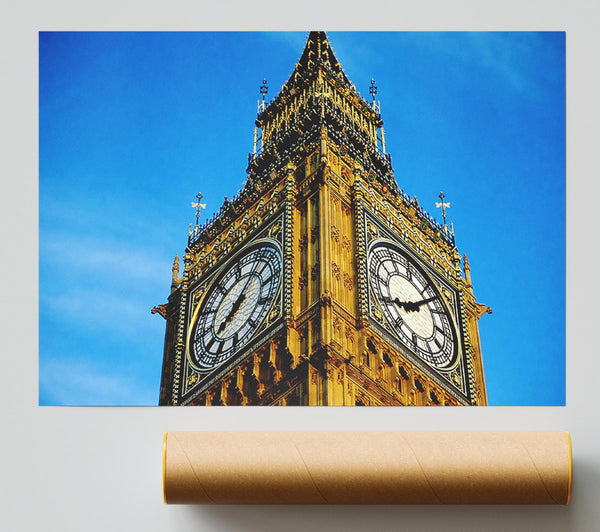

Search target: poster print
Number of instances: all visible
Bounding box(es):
[39,32,565,406]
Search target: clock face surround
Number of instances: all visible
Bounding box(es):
[188,240,282,371]
[368,242,458,369]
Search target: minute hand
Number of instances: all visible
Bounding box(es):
[393,295,438,313]
[216,272,258,334]
[217,291,246,334]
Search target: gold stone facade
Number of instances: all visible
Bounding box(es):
[158,32,489,406]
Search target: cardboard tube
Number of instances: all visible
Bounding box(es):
[163,431,572,505]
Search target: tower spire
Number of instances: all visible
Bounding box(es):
[463,254,473,288]
[171,254,180,291]
[290,31,350,85]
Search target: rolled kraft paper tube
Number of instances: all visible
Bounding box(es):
[163,431,572,505]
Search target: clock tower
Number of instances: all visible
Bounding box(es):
[157,32,490,406]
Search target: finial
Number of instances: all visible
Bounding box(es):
[369,78,377,104]
[260,78,268,111]
[172,254,180,289]
[435,191,450,232]
[191,192,206,227]
[463,254,473,288]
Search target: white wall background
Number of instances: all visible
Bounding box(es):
[2,1,598,530]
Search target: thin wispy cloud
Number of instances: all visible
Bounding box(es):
[424,32,559,98]
[40,289,158,337]
[40,358,156,405]
[41,232,170,286]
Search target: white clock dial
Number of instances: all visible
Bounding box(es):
[368,243,458,369]
[188,242,282,370]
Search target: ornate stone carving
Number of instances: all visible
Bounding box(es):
[331,224,340,242]
[269,223,281,238]
[320,290,332,306]
[151,304,168,319]
[343,272,353,290]
[332,261,341,280]
[299,235,308,250]
[333,316,342,334]
[474,302,493,319]
[268,306,280,323]
[451,371,462,387]
[367,221,378,238]
[299,270,308,290]
[186,372,198,387]
[372,305,383,322]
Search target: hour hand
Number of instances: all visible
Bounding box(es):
[230,291,246,315]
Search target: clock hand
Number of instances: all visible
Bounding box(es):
[230,290,247,315]
[217,273,258,334]
[217,291,247,334]
[392,295,438,312]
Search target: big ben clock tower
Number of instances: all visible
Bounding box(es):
[157,32,490,406]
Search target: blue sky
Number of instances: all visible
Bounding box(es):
[39,32,565,406]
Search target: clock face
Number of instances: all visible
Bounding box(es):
[188,241,282,370]
[368,243,458,369]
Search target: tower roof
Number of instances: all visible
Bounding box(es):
[259,31,355,119]
[291,31,350,85]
